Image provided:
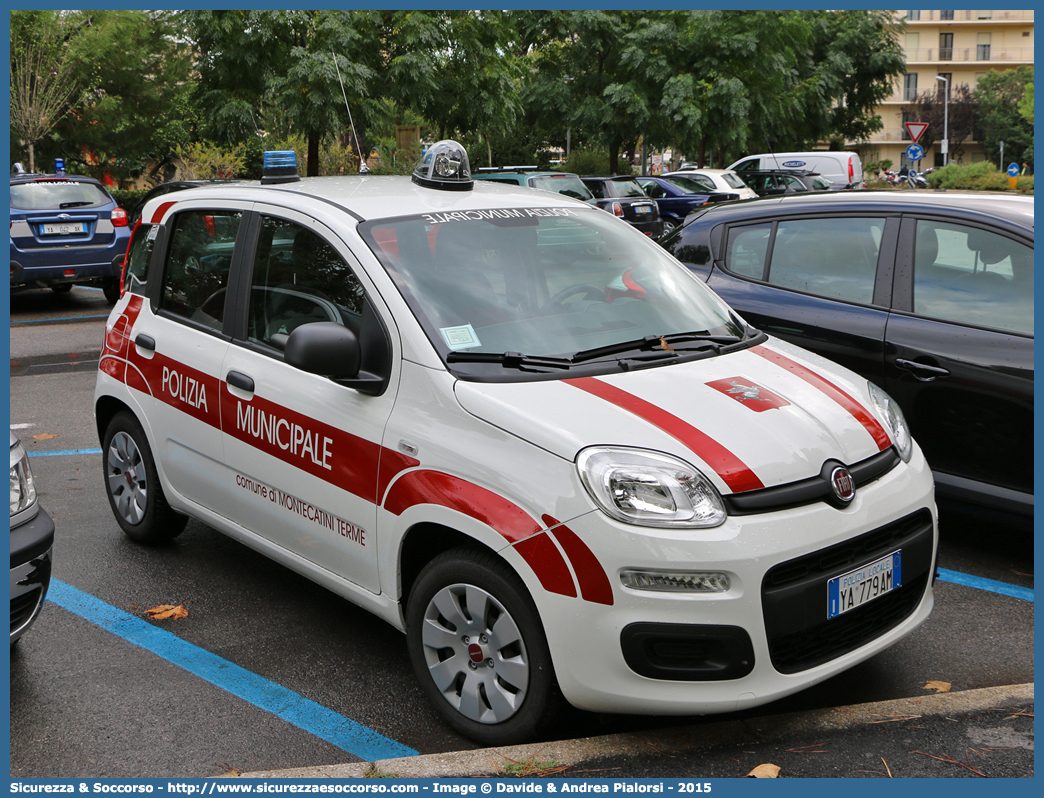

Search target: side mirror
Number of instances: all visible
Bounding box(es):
[285,322,360,380]
[284,321,389,396]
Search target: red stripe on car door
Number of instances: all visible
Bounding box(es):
[565,377,764,493]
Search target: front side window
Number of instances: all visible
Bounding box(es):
[161,210,242,330]
[361,207,743,369]
[246,216,365,351]
[913,221,1032,334]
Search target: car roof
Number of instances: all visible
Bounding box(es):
[137,175,596,225]
[685,190,1034,231]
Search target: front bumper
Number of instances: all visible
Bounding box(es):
[10,505,55,643]
[533,446,937,715]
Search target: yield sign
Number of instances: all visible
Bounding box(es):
[904,122,929,143]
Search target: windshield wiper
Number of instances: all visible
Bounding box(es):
[446,351,574,372]
[570,331,741,363]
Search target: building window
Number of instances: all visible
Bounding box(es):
[940,10,954,21]
[977,32,991,61]
[937,73,951,97]
[978,10,992,19]
[939,33,953,61]
[908,10,921,21]
[904,73,919,101]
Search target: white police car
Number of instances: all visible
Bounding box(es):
[94,141,937,745]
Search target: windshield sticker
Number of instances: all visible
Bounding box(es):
[440,324,481,350]
[422,207,581,225]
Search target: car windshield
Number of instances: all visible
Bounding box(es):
[721,172,748,190]
[360,206,743,367]
[10,180,111,211]
[663,176,708,194]
[529,175,595,202]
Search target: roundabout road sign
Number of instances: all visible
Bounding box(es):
[906,144,924,162]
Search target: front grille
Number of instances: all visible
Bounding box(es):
[762,509,934,674]
[10,587,43,635]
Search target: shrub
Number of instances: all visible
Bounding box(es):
[925,161,1015,191]
[562,147,611,175]
[173,142,246,180]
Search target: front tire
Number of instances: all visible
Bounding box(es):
[406,547,566,746]
[102,411,187,544]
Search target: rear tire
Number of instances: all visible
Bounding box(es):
[102,280,121,304]
[406,547,567,746]
[102,411,187,544]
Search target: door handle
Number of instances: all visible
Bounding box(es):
[134,334,155,351]
[895,358,950,381]
[226,370,255,393]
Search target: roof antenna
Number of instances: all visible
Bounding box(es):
[331,51,370,175]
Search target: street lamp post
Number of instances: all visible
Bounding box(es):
[935,75,949,167]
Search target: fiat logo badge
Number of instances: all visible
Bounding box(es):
[830,466,856,503]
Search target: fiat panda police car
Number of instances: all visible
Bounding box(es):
[94,141,937,746]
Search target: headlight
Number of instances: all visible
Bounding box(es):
[10,440,38,516]
[868,383,913,463]
[577,447,726,528]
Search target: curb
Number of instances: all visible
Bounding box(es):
[230,683,1033,779]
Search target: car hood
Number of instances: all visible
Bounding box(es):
[454,340,893,496]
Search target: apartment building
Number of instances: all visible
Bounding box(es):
[859,10,1033,170]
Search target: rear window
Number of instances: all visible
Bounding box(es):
[721,172,748,190]
[608,179,647,198]
[10,180,112,211]
[528,175,594,202]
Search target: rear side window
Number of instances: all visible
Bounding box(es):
[725,217,885,304]
[161,210,243,331]
[768,218,883,303]
[913,221,1033,334]
[721,173,747,190]
[10,180,111,211]
[124,224,157,296]
[583,180,606,199]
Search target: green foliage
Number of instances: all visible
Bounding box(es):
[109,189,149,209]
[563,147,613,176]
[923,161,1028,192]
[173,142,246,180]
[975,66,1034,169]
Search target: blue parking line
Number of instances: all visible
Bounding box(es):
[28,448,103,457]
[11,314,111,325]
[937,568,1034,602]
[46,580,418,761]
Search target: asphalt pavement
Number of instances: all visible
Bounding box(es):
[230,683,1033,779]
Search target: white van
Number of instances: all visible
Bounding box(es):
[729,151,864,189]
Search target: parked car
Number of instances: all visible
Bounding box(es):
[94,141,936,746]
[129,179,243,225]
[729,151,864,190]
[635,176,739,234]
[580,175,664,237]
[10,430,54,645]
[736,170,833,197]
[472,167,597,205]
[662,169,759,201]
[661,191,1033,527]
[10,168,131,302]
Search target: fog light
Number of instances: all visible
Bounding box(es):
[621,570,730,593]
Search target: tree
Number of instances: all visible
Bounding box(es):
[10,11,85,173]
[976,66,1034,167]
[911,83,978,163]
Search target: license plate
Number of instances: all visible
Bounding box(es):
[42,221,87,235]
[827,550,901,619]
[632,203,655,215]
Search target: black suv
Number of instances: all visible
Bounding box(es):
[738,170,832,197]
[660,191,1034,527]
[580,176,664,237]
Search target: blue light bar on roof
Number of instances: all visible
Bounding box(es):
[261,150,300,184]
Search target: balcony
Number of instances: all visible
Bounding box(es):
[904,47,1034,63]
[903,10,1034,23]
